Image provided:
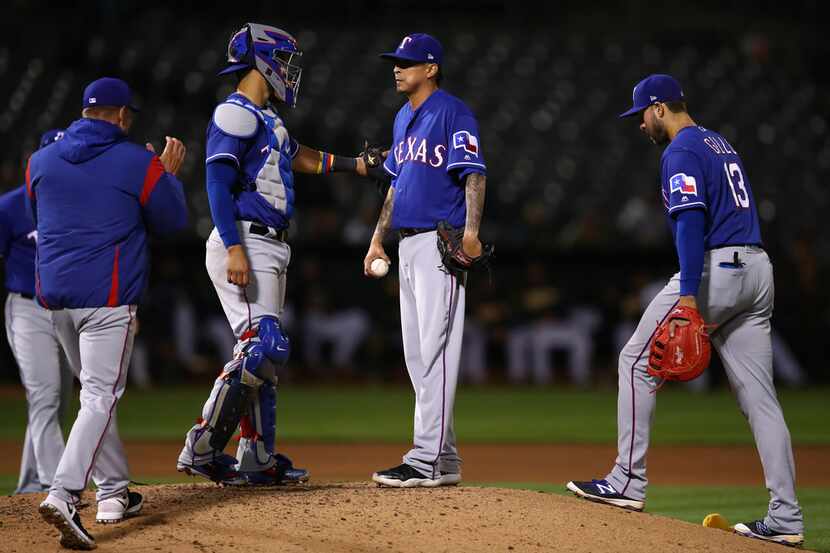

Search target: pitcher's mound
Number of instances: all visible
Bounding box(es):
[0,482,806,552]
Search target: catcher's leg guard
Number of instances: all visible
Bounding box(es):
[234,317,294,477]
[179,318,289,473]
[184,368,252,463]
[237,382,277,471]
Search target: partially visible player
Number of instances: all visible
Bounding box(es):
[177,22,371,486]
[364,33,487,487]
[29,77,188,549]
[1,129,71,494]
[566,74,804,547]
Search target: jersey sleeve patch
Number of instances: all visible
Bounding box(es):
[452,130,479,157]
[669,172,698,196]
[213,102,259,138]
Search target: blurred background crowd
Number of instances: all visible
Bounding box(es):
[1,0,827,388]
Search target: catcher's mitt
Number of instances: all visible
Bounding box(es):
[436,220,494,275]
[647,305,711,384]
[361,140,392,198]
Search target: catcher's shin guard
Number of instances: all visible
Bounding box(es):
[188,370,252,457]
[237,381,278,471]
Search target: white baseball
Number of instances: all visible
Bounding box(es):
[370,258,389,277]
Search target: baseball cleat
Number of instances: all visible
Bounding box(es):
[230,466,310,486]
[566,479,644,511]
[39,495,97,550]
[96,489,144,524]
[372,463,456,488]
[733,520,804,547]
[275,453,310,484]
[176,453,246,485]
[223,453,310,486]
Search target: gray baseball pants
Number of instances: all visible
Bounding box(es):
[47,305,137,503]
[606,246,803,534]
[5,292,71,494]
[398,231,465,478]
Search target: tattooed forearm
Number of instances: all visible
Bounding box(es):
[464,172,486,235]
[372,186,395,242]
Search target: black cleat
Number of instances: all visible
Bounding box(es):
[733,520,804,547]
[566,479,644,511]
[372,463,442,488]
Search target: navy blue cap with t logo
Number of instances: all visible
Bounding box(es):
[380,33,443,65]
[619,74,684,118]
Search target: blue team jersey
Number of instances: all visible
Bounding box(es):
[0,186,36,296]
[383,89,486,229]
[661,126,762,249]
[205,93,300,230]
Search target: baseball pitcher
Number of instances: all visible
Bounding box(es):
[566,74,804,547]
[29,77,188,550]
[364,34,491,487]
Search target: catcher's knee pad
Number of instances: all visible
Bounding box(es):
[257,316,290,365]
[192,370,252,455]
[236,317,290,385]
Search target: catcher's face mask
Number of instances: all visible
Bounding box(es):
[219,23,303,107]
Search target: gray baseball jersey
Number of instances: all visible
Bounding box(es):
[5,292,71,493]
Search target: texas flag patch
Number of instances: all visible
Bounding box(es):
[669,172,698,196]
[453,130,479,157]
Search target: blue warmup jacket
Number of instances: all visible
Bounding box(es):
[0,186,37,296]
[26,118,188,309]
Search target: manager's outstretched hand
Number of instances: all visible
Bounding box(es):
[146,136,186,175]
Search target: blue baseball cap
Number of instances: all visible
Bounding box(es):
[82,77,140,112]
[380,33,443,65]
[38,129,64,149]
[619,74,684,118]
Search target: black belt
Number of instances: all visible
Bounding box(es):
[19,293,35,300]
[249,223,288,242]
[398,227,435,239]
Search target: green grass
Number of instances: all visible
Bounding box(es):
[1,386,828,444]
[4,387,825,548]
[487,483,830,553]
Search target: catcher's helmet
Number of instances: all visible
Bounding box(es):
[219,23,302,107]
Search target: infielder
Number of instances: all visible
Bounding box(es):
[29,77,188,550]
[364,34,488,487]
[177,22,372,486]
[566,74,804,547]
[1,129,71,495]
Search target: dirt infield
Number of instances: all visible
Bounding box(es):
[3,440,829,486]
[0,482,812,553]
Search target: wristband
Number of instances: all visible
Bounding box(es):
[317,151,357,174]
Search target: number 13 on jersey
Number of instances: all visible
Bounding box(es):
[725,162,750,209]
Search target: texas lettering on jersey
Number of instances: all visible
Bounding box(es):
[384,89,486,230]
[393,136,446,168]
